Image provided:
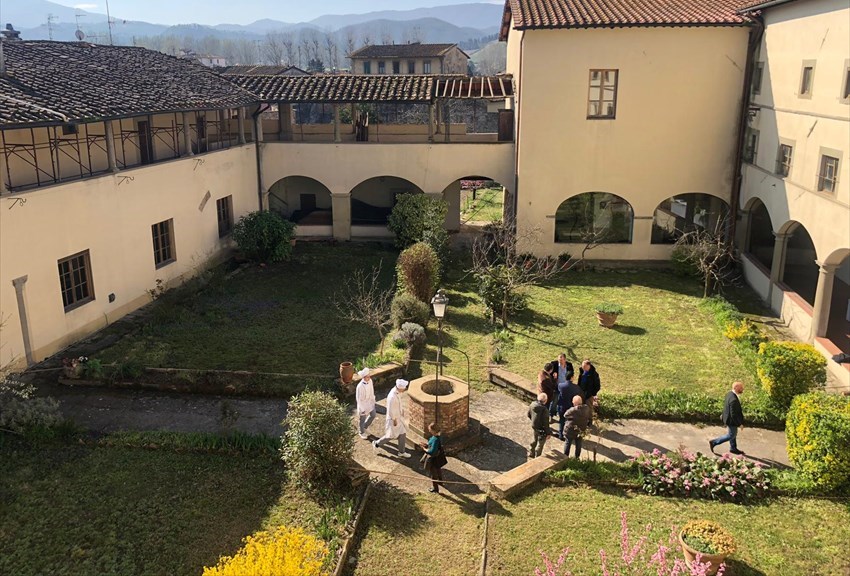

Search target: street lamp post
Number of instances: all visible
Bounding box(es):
[431,289,449,426]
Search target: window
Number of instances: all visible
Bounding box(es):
[587,69,618,119]
[152,219,176,268]
[554,192,634,244]
[378,61,385,74]
[61,123,78,136]
[743,128,759,164]
[363,61,371,74]
[392,61,400,74]
[423,60,431,74]
[407,60,415,74]
[818,155,839,193]
[217,196,233,238]
[775,143,793,177]
[752,62,764,95]
[799,62,815,97]
[58,250,94,311]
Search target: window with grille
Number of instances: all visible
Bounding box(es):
[217,196,234,238]
[378,61,385,74]
[587,69,618,119]
[58,250,94,311]
[152,219,176,268]
[408,60,415,74]
[423,60,432,73]
[775,144,793,177]
[743,129,759,164]
[363,61,371,74]
[818,155,839,193]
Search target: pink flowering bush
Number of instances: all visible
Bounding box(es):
[632,448,770,503]
[535,512,724,576]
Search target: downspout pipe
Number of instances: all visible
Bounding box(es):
[511,29,526,228]
[730,17,765,243]
[252,103,270,211]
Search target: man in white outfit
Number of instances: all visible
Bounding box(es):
[355,367,376,439]
[373,379,411,458]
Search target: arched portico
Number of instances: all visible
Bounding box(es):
[779,221,818,306]
[554,192,634,244]
[268,176,333,236]
[745,198,775,271]
[440,175,510,230]
[650,193,729,244]
[349,176,423,237]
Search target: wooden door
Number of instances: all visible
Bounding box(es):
[138,120,153,164]
[498,110,514,142]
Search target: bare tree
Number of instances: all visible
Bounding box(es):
[344,29,357,68]
[673,217,738,297]
[324,32,338,70]
[281,32,296,66]
[234,39,259,64]
[380,26,393,45]
[334,262,394,353]
[360,30,374,47]
[264,31,286,65]
[299,30,312,68]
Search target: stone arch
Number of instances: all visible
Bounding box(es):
[745,198,775,271]
[650,193,730,244]
[350,176,423,226]
[268,176,333,226]
[554,192,634,244]
[780,221,819,305]
[441,175,510,228]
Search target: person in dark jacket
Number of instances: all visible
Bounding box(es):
[527,392,550,458]
[537,363,557,420]
[550,353,575,417]
[420,423,446,493]
[578,359,601,423]
[562,395,591,459]
[709,381,745,455]
[556,375,583,440]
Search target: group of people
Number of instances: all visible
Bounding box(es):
[528,355,601,459]
[355,367,447,493]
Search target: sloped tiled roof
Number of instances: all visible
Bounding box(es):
[0,41,258,128]
[349,43,467,59]
[499,0,752,39]
[220,65,310,76]
[231,74,436,103]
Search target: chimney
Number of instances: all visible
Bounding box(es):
[0,40,5,78]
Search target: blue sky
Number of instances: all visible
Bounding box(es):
[48,0,503,25]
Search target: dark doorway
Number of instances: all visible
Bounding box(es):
[138,120,153,165]
[498,109,514,142]
[300,194,317,214]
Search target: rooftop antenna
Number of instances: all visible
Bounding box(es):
[74,11,86,33]
[75,29,86,42]
[47,13,57,40]
[105,0,114,45]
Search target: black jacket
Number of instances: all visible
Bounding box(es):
[578,365,601,397]
[551,359,575,383]
[721,391,744,427]
[528,400,549,431]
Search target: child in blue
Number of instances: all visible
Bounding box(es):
[420,423,446,493]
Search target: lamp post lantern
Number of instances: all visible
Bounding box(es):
[431,289,448,376]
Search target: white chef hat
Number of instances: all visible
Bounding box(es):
[395,379,409,389]
[358,367,371,378]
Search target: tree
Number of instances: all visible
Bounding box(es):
[470,218,575,327]
[263,31,286,65]
[672,217,737,297]
[281,32,296,66]
[334,262,394,354]
[324,32,338,70]
[344,30,357,68]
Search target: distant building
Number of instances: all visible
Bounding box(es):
[349,43,469,75]
[197,54,227,67]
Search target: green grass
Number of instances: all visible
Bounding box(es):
[345,483,484,576]
[0,437,354,576]
[486,485,850,576]
[461,187,504,223]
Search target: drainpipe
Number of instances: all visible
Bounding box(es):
[730,17,765,244]
[511,29,526,227]
[252,103,271,211]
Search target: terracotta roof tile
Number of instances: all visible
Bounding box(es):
[500,0,752,39]
[0,41,258,128]
[349,43,464,59]
[231,74,436,103]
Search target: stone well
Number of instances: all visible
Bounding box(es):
[407,374,469,440]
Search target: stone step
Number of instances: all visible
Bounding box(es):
[489,367,536,399]
[488,448,567,498]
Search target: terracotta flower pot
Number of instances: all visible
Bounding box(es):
[679,531,729,576]
[596,312,619,328]
[339,362,354,384]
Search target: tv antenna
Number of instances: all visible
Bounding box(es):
[105,0,114,45]
[47,13,58,40]
[75,29,86,42]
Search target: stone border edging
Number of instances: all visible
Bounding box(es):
[478,495,491,576]
[332,481,373,576]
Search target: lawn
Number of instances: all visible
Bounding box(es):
[486,485,850,576]
[461,187,504,223]
[0,437,354,576]
[344,482,484,576]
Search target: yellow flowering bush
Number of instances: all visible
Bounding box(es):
[786,392,850,491]
[756,341,826,410]
[203,526,329,576]
[680,520,736,555]
[723,319,766,349]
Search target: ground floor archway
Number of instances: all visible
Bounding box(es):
[746,198,775,272]
[268,176,333,227]
[827,251,850,354]
[650,193,729,244]
[781,222,818,305]
[350,176,423,227]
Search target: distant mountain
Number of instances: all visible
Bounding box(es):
[213,19,300,34]
[337,17,498,46]
[309,3,504,31]
[1,0,106,30]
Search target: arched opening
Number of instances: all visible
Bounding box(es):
[826,250,850,354]
[746,199,775,272]
[350,176,423,227]
[650,193,729,244]
[441,176,508,230]
[554,192,634,244]
[781,222,818,305]
[268,176,333,226]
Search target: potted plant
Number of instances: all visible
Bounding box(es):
[679,520,736,576]
[62,356,88,379]
[595,303,624,328]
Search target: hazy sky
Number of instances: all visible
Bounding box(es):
[47,0,504,26]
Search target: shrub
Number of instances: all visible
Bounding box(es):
[757,341,826,410]
[698,296,742,328]
[476,264,529,322]
[82,358,104,380]
[633,447,771,502]
[680,520,736,556]
[387,193,449,259]
[280,391,353,493]
[353,349,405,371]
[786,392,850,491]
[232,211,296,263]
[390,293,430,329]
[391,322,425,349]
[595,302,624,315]
[0,376,62,434]
[396,242,440,303]
[202,525,328,576]
[670,244,700,277]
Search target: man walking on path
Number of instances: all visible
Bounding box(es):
[710,381,745,455]
[355,367,376,439]
[528,392,550,458]
[373,379,411,458]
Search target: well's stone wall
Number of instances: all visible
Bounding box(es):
[407,374,469,439]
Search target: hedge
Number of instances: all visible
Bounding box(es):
[757,341,827,410]
[786,392,850,491]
